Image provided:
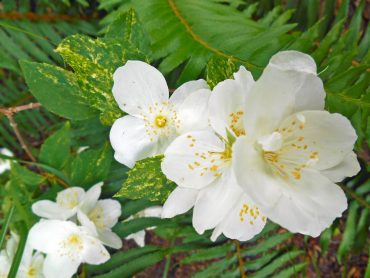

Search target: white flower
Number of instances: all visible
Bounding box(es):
[110,60,211,168]
[0,232,45,278]
[77,197,122,249]
[231,51,360,237]
[28,220,109,278]
[125,207,162,247]
[32,183,103,221]
[0,148,13,174]
[161,67,266,241]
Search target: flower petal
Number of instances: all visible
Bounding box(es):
[211,194,266,241]
[209,71,250,137]
[32,201,74,220]
[243,51,324,137]
[162,187,198,218]
[126,231,146,247]
[56,187,85,210]
[92,199,122,229]
[176,89,211,134]
[321,152,360,182]
[80,182,103,212]
[192,171,241,234]
[98,230,122,249]
[112,60,169,116]
[265,169,347,237]
[110,115,158,168]
[170,79,209,108]
[233,136,283,210]
[162,131,225,189]
[143,206,162,218]
[28,220,79,254]
[77,210,98,237]
[43,254,80,278]
[280,111,357,170]
[82,236,110,265]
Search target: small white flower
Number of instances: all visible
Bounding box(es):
[161,68,266,241]
[0,148,13,174]
[110,60,211,168]
[32,183,103,221]
[231,51,360,237]
[0,232,45,278]
[125,207,162,247]
[28,220,109,278]
[77,197,122,249]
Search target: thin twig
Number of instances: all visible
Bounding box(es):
[6,114,36,162]
[0,102,41,116]
[235,240,246,278]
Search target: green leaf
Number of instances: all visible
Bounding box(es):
[94,250,167,278]
[11,163,45,187]
[20,60,98,120]
[39,122,71,169]
[115,155,176,203]
[69,142,112,187]
[206,55,239,89]
[114,217,169,237]
[0,205,15,250]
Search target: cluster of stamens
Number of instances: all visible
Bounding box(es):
[263,115,319,181]
[186,135,231,178]
[229,110,245,137]
[59,234,84,260]
[57,192,79,209]
[88,206,105,229]
[142,101,180,141]
[239,203,266,224]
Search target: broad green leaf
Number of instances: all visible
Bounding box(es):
[10,163,45,187]
[20,60,98,120]
[69,142,112,187]
[206,55,239,89]
[39,122,71,169]
[115,156,176,203]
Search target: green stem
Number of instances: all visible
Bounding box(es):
[162,253,172,278]
[0,205,15,249]
[8,223,28,278]
[338,183,370,209]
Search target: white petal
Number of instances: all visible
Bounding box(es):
[162,187,198,218]
[126,230,146,247]
[6,232,19,259]
[28,220,79,254]
[82,236,110,265]
[280,111,357,170]
[98,230,122,249]
[233,137,283,210]
[243,51,324,137]
[176,89,211,134]
[170,79,209,108]
[209,77,249,138]
[211,194,266,241]
[0,148,12,174]
[32,201,75,221]
[322,152,360,182]
[77,210,98,237]
[0,251,10,277]
[233,66,255,92]
[265,169,347,237]
[112,60,169,116]
[110,116,158,168]
[80,182,103,212]
[193,171,241,234]
[43,254,80,278]
[89,199,122,229]
[56,187,85,211]
[143,206,162,218]
[162,131,225,189]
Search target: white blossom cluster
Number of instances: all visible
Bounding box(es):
[26,183,122,278]
[110,51,360,241]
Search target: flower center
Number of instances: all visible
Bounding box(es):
[27,267,37,277]
[88,206,105,229]
[67,234,82,246]
[154,115,167,128]
[260,114,320,181]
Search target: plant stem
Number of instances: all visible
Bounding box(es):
[235,240,246,278]
[338,183,370,209]
[0,205,15,249]
[162,253,172,278]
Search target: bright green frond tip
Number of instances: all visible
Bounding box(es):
[115,155,176,203]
